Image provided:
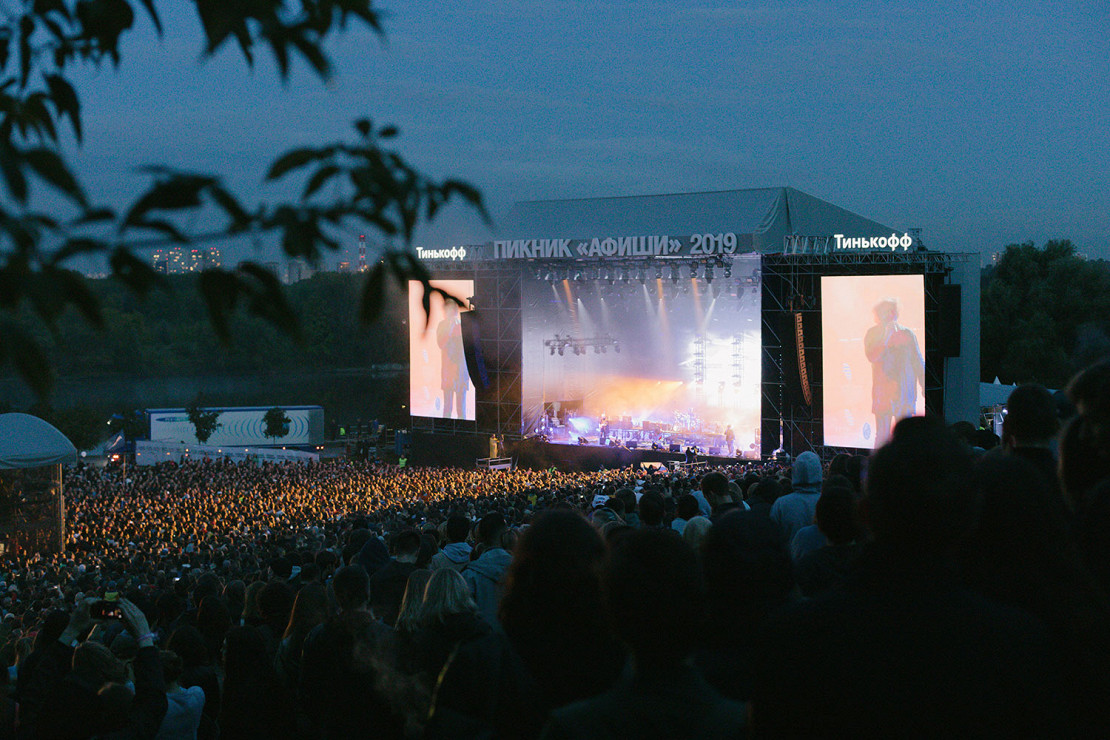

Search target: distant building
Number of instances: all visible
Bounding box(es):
[151,246,224,274]
[286,259,315,284]
[337,261,351,273]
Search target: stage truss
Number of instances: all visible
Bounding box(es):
[760,251,969,460]
[411,260,524,440]
[417,250,968,458]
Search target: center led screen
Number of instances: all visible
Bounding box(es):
[521,255,763,458]
[409,279,476,421]
[821,274,925,449]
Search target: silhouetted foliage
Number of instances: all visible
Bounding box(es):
[981,240,1110,386]
[186,398,220,444]
[0,1,486,399]
[263,406,291,442]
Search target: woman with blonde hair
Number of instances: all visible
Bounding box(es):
[413,569,540,737]
[395,569,432,637]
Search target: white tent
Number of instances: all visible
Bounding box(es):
[0,413,77,469]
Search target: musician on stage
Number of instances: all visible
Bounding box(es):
[724,425,736,456]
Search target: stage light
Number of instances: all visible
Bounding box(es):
[670,264,680,283]
[723,264,732,279]
[637,267,646,285]
[558,346,564,356]
[705,265,714,283]
[688,262,698,279]
[655,264,663,280]
[549,345,555,356]
[619,268,630,283]
[573,270,582,281]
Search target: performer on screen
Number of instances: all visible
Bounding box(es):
[864,298,924,446]
[436,301,468,419]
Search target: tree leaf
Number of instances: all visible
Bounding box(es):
[197,268,240,344]
[302,163,340,199]
[24,147,87,206]
[130,217,189,243]
[0,143,28,203]
[71,207,115,225]
[45,74,82,142]
[209,184,251,231]
[137,0,162,35]
[267,147,323,181]
[50,236,108,264]
[0,319,53,399]
[238,261,301,341]
[52,267,103,327]
[110,247,167,297]
[123,174,212,227]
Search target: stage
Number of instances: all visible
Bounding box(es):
[409,430,755,472]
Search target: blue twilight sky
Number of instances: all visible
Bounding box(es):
[61,1,1110,267]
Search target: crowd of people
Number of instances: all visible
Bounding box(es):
[0,360,1109,737]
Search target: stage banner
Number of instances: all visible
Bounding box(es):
[415,232,755,263]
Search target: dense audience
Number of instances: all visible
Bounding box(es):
[1,360,1109,737]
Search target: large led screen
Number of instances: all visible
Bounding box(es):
[822,275,925,449]
[521,255,763,458]
[409,280,476,421]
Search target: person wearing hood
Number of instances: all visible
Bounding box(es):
[430,515,473,572]
[770,451,823,542]
[462,513,512,629]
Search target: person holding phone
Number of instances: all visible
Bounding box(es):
[21,597,167,738]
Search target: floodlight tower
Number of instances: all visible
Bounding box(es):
[358,234,367,272]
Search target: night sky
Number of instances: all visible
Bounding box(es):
[64,1,1110,267]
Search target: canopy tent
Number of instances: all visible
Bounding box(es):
[0,413,78,469]
[501,187,896,253]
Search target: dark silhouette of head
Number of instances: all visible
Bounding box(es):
[476,512,507,548]
[638,491,664,527]
[701,510,793,633]
[864,416,979,556]
[815,486,860,545]
[500,511,614,681]
[606,528,704,669]
[331,565,370,612]
[444,514,471,544]
[676,494,700,521]
[1004,384,1059,448]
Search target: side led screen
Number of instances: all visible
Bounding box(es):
[409,279,476,421]
[822,275,925,449]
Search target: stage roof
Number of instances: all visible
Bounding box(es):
[502,187,895,253]
[0,413,78,469]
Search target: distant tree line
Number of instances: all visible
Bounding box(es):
[981,240,1110,388]
[3,271,409,379]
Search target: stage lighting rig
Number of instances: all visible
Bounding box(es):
[544,334,621,357]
